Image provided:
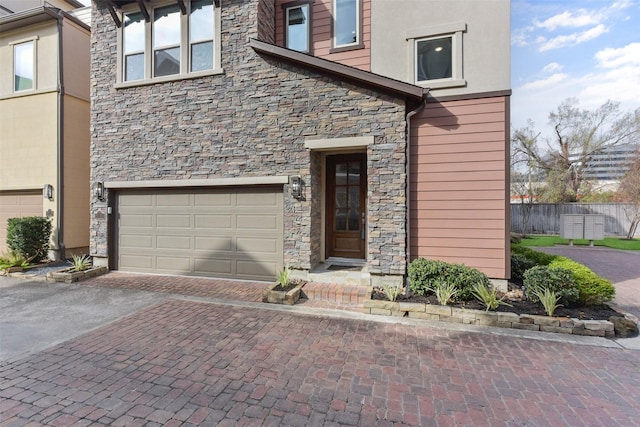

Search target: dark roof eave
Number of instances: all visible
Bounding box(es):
[249,39,426,101]
[0,6,60,31]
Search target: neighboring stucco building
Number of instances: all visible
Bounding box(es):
[90,0,510,284]
[0,0,90,258]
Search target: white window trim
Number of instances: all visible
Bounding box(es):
[332,0,362,51]
[10,36,38,93]
[115,0,222,88]
[406,22,466,89]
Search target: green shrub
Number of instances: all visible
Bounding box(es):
[549,257,615,305]
[510,252,536,282]
[511,244,556,266]
[6,217,52,264]
[523,265,579,304]
[408,258,491,301]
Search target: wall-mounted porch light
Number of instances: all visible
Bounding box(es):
[94,181,105,201]
[43,184,53,200]
[291,176,302,199]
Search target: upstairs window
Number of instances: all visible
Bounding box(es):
[283,1,312,53]
[14,41,35,92]
[407,23,466,89]
[118,0,220,86]
[416,36,452,81]
[190,0,215,71]
[332,0,361,50]
[153,4,181,77]
[123,12,145,81]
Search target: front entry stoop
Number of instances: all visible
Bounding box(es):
[301,260,372,305]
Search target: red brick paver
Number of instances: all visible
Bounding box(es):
[1,300,639,426]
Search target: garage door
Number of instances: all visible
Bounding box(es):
[117,187,284,281]
[0,191,43,253]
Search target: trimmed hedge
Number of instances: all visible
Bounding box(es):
[522,265,579,304]
[408,258,491,301]
[510,253,536,282]
[511,244,555,266]
[6,216,52,263]
[549,257,615,305]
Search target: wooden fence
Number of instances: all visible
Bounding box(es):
[510,203,638,236]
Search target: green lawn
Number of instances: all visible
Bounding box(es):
[519,235,640,250]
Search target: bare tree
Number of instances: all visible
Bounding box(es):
[512,98,640,202]
[617,151,640,239]
[510,131,539,234]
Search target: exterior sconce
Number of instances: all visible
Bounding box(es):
[95,181,105,201]
[291,176,302,199]
[43,184,53,200]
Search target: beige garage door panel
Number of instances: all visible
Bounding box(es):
[117,188,284,281]
[0,191,43,253]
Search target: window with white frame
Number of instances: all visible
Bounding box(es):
[119,0,220,85]
[332,0,361,50]
[14,40,35,92]
[407,23,466,89]
[283,1,312,53]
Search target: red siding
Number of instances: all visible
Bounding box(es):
[410,96,510,279]
[275,0,371,71]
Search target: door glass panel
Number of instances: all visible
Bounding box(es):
[335,187,347,208]
[336,163,348,185]
[349,187,359,208]
[335,209,347,230]
[348,209,359,231]
[348,162,360,185]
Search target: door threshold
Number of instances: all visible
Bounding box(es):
[325,257,366,267]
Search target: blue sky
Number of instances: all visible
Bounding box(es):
[511,0,640,139]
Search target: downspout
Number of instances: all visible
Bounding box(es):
[405,93,428,284]
[56,10,65,259]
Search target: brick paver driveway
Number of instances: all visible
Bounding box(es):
[2,297,639,426]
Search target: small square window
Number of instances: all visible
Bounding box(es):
[416,37,452,82]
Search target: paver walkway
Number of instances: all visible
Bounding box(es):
[1,299,639,426]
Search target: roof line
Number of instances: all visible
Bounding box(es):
[249,38,426,101]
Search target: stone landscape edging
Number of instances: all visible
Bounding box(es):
[363,299,616,338]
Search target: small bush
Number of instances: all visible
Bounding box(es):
[380,284,402,302]
[471,283,512,312]
[71,254,92,272]
[510,253,536,282]
[6,217,52,264]
[408,258,491,301]
[511,244,556,266]
[523,265,579,304]
[533,288,562,316]
[549,257,615,305]
[430,279,458,306]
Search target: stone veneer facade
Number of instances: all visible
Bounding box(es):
[90,0,409,277]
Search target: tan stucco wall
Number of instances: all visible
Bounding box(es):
[0,21,59,96]
[62,94,90,252]
[370,0,510,96]
[62,17,89,101]
[0,92,58,190]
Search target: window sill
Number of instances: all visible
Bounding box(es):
[0,87,58,100]
[114,68,224,89]
[417,79,466,90]
[329,42,365,54]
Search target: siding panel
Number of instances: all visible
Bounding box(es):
[410,96,509,279]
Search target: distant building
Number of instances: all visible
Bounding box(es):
[581,143,639,181]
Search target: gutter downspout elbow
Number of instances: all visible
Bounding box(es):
[405,93,428,285]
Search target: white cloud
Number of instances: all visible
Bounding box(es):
[538,24,608,52]
[519,73,568,91]
[534,9,600,30]
[595,42,640,68]
[542,62,564,73]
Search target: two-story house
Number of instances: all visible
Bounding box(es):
[0,0,90,259]
[90,0,510,286]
